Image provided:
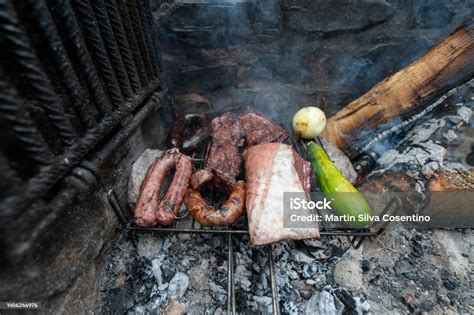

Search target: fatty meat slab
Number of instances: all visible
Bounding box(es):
[244,143,319,245]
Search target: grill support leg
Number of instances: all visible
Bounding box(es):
[227,234,236,315]
[268,246,281,315]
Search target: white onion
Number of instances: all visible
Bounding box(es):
[293,106,327,139]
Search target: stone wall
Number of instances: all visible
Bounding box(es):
[153,0,472,128]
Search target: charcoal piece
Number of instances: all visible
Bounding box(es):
[334,289,356,311]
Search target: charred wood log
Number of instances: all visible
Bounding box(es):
[321,26,474,155]
[429,169,474,192]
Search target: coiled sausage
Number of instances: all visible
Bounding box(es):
[185,181,246,226]
[134,151,193,226]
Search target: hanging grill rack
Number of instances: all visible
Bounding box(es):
[107,136,400,314]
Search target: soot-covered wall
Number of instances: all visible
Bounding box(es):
[152,0,472,128]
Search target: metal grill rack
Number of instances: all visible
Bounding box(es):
[108,139,401,314]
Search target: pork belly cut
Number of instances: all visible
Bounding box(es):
[244,143,319,245]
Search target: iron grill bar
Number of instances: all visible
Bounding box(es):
[136,0,160,76]
[227,234,236,315]
[142,0,161,76]
[0,0,78,147]
[126,226,249,234]
[23,94,163,251]
[126,0,154,82]
[0,75,55,165]
[117,0,149,86]
[1,81,160,216]
[74,0,125,107]
[51,0,113,115]
[104,0,141,93]
[124,226,378,237]
[28,0,97,129]
[91,0,133,99]
[268,246,281,315]
[1,93,163,258]
[108,190,128,227]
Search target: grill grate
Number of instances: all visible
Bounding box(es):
[107,138,401,314]
[0,0,162,257]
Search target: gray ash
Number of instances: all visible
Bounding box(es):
[98,222,472,314]
[98,223,357,314]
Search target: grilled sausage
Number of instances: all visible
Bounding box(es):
[134,151,193,227]
[190,169,214,190]
[181,126,211,153]
[166,113,209,150]
[185,180,246,226]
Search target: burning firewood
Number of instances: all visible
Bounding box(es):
[321,26,474,154]
[429,169,474,191]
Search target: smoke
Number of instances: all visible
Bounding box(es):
[153,0,322,129]
[152,0,471,141]
[351,116,405,157]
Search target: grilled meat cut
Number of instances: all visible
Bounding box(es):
[210,112,244,144]
[244,143,319,245]
[190,111,291,192]
[205,143,242,191]
[134,151,192,226]
[185,180,246,226]
[206,112,244,183]
[239,111,290,146]
[190,112,244,191]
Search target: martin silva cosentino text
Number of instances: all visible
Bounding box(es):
[289,197,431,223]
